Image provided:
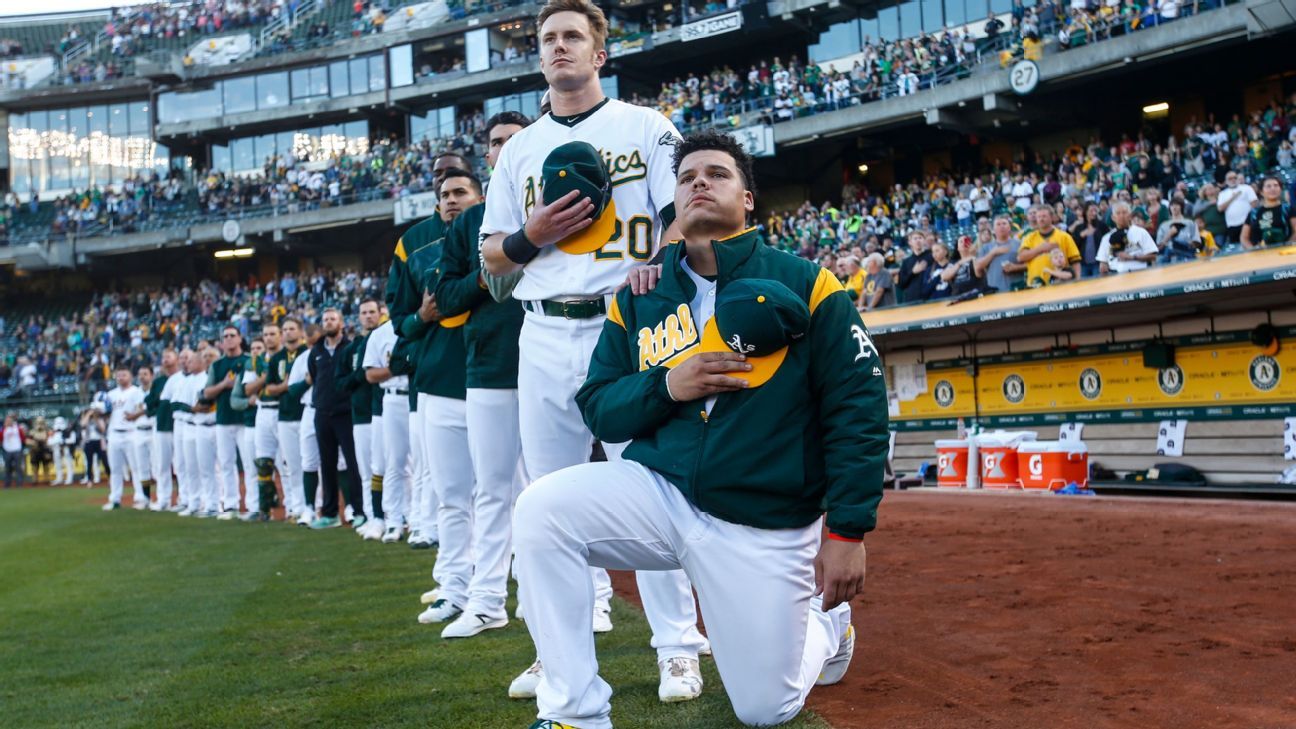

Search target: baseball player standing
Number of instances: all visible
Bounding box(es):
[235,339,264,520]
[144,351,179,510]
[102,364,146,511]
[399,168,482,619]
[242,323,285,521]
[202,326,251,520]
[125,365,157,509]
[264,319,311,525]
[480,0,705,701]
[288,323,324,525]
[337,300,383,530]
[513,130,886,729]
[431,111,531,639]
[163,349,192,513]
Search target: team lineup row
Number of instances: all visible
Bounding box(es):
[93,1,888,727]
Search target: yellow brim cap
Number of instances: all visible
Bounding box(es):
[698,316,787,388]
[557,198,618,255]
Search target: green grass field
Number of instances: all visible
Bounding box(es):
[0,488,828,729]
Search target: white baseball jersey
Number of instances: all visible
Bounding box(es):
[107,386,144,432]
[288,347,312,403]
[480,98,682,301]
[362,321,407,390]
[159,372,184,417]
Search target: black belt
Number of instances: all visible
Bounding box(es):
[526,298,606,319]
[112,429,130,434]
[384,388,409,396]
[197,422,216,427]
[258,402,279,409]
[136,426,151,431]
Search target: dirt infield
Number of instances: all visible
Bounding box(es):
[612,490,1296,729]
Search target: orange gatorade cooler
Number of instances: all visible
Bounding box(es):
[935,440,969,487]
[1017,442,1089,490]
[977,431,1037,489]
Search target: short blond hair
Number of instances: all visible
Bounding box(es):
[537,0,608,49]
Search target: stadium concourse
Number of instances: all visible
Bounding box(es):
[2,0,1296,726]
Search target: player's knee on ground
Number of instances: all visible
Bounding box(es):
[730,691,805,728]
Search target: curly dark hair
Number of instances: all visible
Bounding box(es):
[485,111,532,135]
[670,129,757,199]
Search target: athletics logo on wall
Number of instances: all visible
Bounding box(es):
[1248,355,1280,392]
[933,380,956,408]
[1157,365,1184,396]
[1078,368,1102,400]
[1002,374,1026,404]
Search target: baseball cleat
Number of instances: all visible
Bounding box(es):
[133,501,148,511]
[527,721,578,729]
[441,612,508,639]
[407,530,433,549]
[420,588,440,605]
[240,511,269,522]
[362,518,385,540]
[176,506,194,517]
[699,638,712,657]
[148,502,165,512]
[310,516,341,530]
[417,599,463,624]
[381,525,403,543]
[216,509,237,521]
[658,657,703,703]
[296,510,314,527]
[196,510,218,519]
[816,624,856,686]
[101,501,120,511]
[351,514,367,531]
[509,660,543,699]
[592,607,613,634]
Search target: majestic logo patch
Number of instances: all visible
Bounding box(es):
[637,304,699,371]
[658,132,680,147]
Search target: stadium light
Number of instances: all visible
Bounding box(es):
[1142,102,1170,115]
[857,164,870,175]
[214,248,255,259]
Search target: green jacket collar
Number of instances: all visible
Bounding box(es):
[660,227,762,299]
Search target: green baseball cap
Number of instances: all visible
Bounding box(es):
[542,141,618,255]
[699,279,809,387]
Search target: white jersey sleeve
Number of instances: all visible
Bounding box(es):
[159,373,181,404]
[288,350,310,386]
[644,113,683,228]
[480,139,523,239]
[363,322,394,369]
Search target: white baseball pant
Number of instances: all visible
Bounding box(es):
[410,395,440,538]
[193,421,220,512]
[277,420,303,517]
[380,395,410,529]
[172,424,190,510]
[514,460,850,729]
[129,428,153,503]
[300,406,320,510]
[353,422,374,519]
[107,430,134,506]
[215,424,242,512]
[464,388,524,618]
[153,428,174,507]
[370,414,386,501]
[52,444,70,484]
[517,311,705,659]
[422,394,475,608]
[238,423,258,513]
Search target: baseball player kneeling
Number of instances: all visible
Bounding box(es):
[513,130,888,729]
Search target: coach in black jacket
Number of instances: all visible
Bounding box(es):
[306,307,365,529]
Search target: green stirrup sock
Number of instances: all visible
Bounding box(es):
[302,471,318,512]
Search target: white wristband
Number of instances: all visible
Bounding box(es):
[664,368,681,402]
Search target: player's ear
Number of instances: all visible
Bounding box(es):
[743,191,755,213]
[593,48,607,71]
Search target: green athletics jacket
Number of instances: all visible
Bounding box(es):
[337,333,374,425]
[397,215,467,402]
[432,203,524,390]
[145,374,173,432]
[575,229,889,539]
[208,354,251,426]
[386,213,447,334]
[271,345,308,422]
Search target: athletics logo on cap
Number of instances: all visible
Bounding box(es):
[542,141,619,255]
[698,279,809,388]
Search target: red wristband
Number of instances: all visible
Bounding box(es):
[827,532,863,543]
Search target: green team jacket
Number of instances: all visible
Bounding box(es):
[241,358,259,427]
[337,332,374,425]
[432,203,524,390]
[396,215,467,401]
[208,354,252,426]
[386,213,447,335]
[270,345,308,423]
[575,229,889,539]
[145,374,173,432]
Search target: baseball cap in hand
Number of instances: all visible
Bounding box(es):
[543,141,618,255]
[698,279,810,388]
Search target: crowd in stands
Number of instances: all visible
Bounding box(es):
[101,0,296,57]
[0,268,385,401]
[768,104,1296,309]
